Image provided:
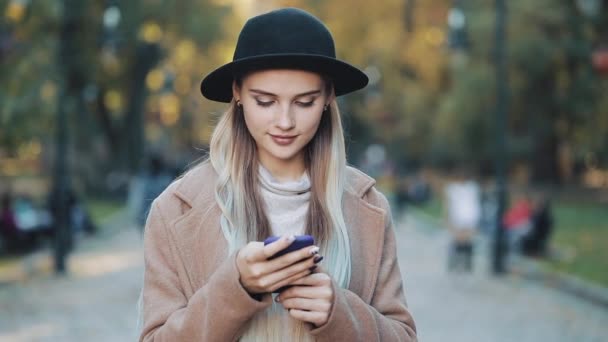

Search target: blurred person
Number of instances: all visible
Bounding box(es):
[46,188,98,248]
[407,173,431,205]
[0,192,18,252]
[66,190,97,236]
[136,154,174,230]
[2,193,52,253]
[503,192,533,260]
[521,193,554,257]
[444,168,481,272]
[138,8,416,341]
[477,179,498,236]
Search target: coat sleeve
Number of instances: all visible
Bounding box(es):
[139,201,271,341]
[310,192,417,341]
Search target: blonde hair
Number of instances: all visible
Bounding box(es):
[208,82,351,340]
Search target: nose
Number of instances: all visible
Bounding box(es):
[275,105,295,130]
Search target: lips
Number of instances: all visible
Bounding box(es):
[269,134,297,145]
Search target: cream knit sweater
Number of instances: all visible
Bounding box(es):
[258,165,311,237]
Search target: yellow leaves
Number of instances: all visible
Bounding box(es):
[400,26,446,91]
[146,69,165,92]
[17,140,41,160]
[139,21,163,44]
[40,81,57,102]
[145,92,181,128]
[424,27,445,47]
[5,0,26,22]
[174,40,197,69]
[159,93,180,126]
[173,74,192,96]
[104,89,124,114]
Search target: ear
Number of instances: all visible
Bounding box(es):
[232,81,241,102]
[326,91,336,108]
[324,83,336,107]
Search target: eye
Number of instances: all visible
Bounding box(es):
[256,100,274,107]
[296,101,315,107]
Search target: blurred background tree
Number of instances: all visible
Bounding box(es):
[1,0,228,196]
[1,0,607,196]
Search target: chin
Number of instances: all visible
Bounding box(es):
[270,151,299,161]
[265,147,301,162]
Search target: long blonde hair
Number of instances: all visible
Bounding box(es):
[208,79,351,340]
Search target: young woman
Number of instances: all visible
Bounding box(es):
[139,7,417,341]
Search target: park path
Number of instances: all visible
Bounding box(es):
[398,210,608,342]
[0,210,607,341]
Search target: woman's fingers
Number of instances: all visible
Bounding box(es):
[277,282,333,305]
[262,235,296,259]
[288,308,329,327]
[237,242,321,294]
[285,272,331,287]
[275,272,334,327]
[264,257,318,290]
[268,268,312,292]
[237,236,325,294]
[280,297,331,313]
[267,245,319,270]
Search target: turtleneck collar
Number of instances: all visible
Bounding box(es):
[258,164,311,196]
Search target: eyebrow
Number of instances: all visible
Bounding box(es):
[249,89,322,98]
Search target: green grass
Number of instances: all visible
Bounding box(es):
[86,198,125,224]
[416,197,608,287]
[546,202,608,288]
[413,199,443,220]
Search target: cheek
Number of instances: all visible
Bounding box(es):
[301,111,324,135]
[242,110,267,134]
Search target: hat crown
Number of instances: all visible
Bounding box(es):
[233,8,336,60]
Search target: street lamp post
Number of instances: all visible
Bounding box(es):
[492,0,509,274]
[53,0,77,274]
[53,0,86,273]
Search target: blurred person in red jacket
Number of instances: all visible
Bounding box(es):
[503,192,533,259]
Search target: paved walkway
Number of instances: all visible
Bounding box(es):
[398,211,608,342]
[0,210,607,341]
[0,215,144,342]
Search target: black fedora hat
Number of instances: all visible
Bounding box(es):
[200,8,369,103]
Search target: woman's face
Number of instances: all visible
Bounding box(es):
[233,69,333,176]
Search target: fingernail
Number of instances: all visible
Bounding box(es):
[286,235,295,242]
[313,255,324,264]
[309,246,320,255]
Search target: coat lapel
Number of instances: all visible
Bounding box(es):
[170,201,226,297]
[343,190,386,303]
[166,164,230,296]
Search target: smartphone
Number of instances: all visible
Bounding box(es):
[264,234,315,260]
[264,234,315,293]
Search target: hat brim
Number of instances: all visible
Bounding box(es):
[200,54,369,103]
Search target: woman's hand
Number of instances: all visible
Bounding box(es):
[276,269,334,327]
[236,235,319,295]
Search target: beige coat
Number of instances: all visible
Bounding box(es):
[140,162,417,341]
